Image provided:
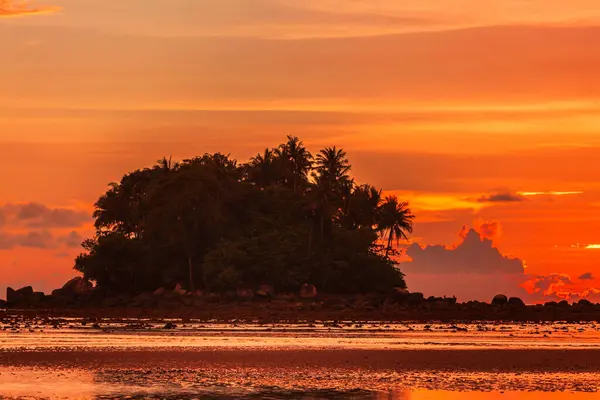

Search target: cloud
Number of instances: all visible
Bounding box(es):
[0,229,53,249]
[519,191,584,197]
[0,203,90,229]
[58,231,83,248]
[0,0,58,18]
[524,273,573,297]
[401,224,530,301]
[404,227,525,275]
[477,192,525,203]
[0,229,82,250]
[579,272,594,280]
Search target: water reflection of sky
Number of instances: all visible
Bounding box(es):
[3,321,600,351]
[2,367,600,399]
[3,320,600,398]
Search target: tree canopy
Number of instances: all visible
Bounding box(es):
[75,136,415,295]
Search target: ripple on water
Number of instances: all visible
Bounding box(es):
[1,367,600,399]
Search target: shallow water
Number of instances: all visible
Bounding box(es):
[2,368,600,399]
[2,317,600,398]
[2,319,600,350]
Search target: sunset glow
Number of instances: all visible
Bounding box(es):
[1,0,600,304]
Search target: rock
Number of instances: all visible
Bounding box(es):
[164,322,177,329]
[300,284,318,299]
[103,295,130,307]
[492,294,508,306]
[51,288,76,305]
[558,300,570,308]
[0,299,6,307]
[31,292,45,305]
[445,296,458,305]
[6,287,18,304]
[578,299,593,307]
[236,288,254,299]
[406,292,424,305]
[153,287,166,296]
[62,277,93,295]
[7,286,35,305]
[508,297,526,308]
[256,284,275,298]
[131,292,155,307]
[173,284,187,295]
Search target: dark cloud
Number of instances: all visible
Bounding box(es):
[0,230,54,249]
[0,229,82,250]
[1,203,90,229]
[403,229,525,275]
[58,231,83,248]
[401,226,529,302]
[528,273,573,296]
[579,272,594,281]
[477,192,525,203]
[19,230,54,249]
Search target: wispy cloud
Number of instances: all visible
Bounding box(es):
[518,191,584,197]
[0,0,59,18]
[477,192,526,203]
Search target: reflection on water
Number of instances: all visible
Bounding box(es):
[3,320,600,350]
[3,319,600,398]
[2,367,600,399]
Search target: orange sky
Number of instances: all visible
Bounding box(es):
[1,0,600,302]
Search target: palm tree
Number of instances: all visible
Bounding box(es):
[314,146,351,192]
[155,156,179,172]
[343,184,382,230]
[276,135,313,193]
[247,148,279,188]
[377,196,415,257]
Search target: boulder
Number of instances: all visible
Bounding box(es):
[236,288,254,299]
[31,292,46,305]
[6,287,18,304]
[508,297,526,308]
[578,299,593,307]
[300,284,318,299]
[492,294,508,306]
[51,288,76,305]
[388,288,410,303]
[131,292,155,307]
[557,300,570,308]
[406,292,425,305]
[62,277,93,295]
[7,286,35,305]
[445,296,458,305]
[256,284,275,298]
[173,284,187,295]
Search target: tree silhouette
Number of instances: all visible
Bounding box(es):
[378,196,415,257]
[76,137,413,295]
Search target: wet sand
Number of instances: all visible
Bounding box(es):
[3,318,600,396]
[2,348,600,372]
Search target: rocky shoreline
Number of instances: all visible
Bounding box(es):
[2,278,600,322]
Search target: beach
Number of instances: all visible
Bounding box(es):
[2,316,600,398]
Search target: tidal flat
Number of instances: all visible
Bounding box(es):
[2,315,600,399]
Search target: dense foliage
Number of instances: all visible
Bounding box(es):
[75,137,415,295]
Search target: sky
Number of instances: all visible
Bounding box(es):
[1,0,600,302]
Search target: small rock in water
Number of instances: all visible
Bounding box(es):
[164,322,177,329]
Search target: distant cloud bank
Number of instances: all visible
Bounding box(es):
[0,0,58,18]
[402,221,600,304]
